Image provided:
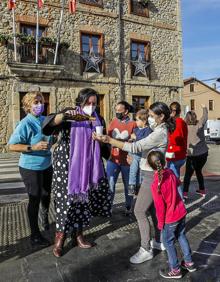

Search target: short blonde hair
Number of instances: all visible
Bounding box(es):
[22,92,44,113]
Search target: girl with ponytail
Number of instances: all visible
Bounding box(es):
[147,150,196,279]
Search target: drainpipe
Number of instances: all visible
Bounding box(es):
[118,0,124,100]
[176,0,183,105]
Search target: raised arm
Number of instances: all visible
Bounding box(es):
[102,127,167,154]
[42,108,76,136]
[94,125,168,154]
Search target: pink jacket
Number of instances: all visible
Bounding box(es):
[151,168,187,230]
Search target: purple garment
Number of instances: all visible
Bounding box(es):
[67,107,105,201]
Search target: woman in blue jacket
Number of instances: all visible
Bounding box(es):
[8,92,53,247]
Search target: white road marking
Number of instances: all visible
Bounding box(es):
[204,240,218,245]
[193,251,220,257]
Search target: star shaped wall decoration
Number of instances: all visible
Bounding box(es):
[81,47,103,73]
[131,53,150,76]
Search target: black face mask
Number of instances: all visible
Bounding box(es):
[116,112,124,120]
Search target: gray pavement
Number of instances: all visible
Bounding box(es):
[0,156,26,204]
[203,144,220,175]
[0,179,219,282]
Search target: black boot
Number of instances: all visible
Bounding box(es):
[30,233,50,247]
[42,216,49,231]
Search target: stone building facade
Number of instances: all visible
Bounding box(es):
[0,0,183,152]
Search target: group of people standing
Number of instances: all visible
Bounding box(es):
[8,87,209,279]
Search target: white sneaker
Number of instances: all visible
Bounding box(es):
[129,247,153,264]
[150,239,166,251]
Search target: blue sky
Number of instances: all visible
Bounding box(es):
[181,0,220,86]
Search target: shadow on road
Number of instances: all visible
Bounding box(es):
[0,202,136,263]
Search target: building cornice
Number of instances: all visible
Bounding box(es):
[0,74,182,89]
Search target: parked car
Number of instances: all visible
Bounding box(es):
[205,120,220,141]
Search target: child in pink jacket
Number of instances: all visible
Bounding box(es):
[147,150,196,279]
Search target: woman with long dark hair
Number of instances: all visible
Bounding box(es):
[42,88,112,257]
[94,102,175,264]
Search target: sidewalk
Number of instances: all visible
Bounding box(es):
[0,179,220,282]
[0,152,20,159]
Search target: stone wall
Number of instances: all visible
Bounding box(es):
[0,0,183,152]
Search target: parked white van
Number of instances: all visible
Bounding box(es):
[205,120,220,140]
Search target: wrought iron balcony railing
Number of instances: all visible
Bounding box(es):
[7,42,61,65]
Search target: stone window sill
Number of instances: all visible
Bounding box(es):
[129,75,151,82]
[82,72,104,79]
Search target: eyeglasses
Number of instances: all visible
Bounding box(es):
[171,109,177,112]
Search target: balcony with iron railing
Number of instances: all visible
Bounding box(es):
[6,40,65,82]
[7,41,63,65]
[130,0,149,17]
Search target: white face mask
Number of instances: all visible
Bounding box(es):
[148,116,157,130]
[82,105,96,116]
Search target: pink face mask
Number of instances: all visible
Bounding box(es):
[32,104,44,116]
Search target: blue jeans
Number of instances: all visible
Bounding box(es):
[162,217,192,270]
[106,160,133,209]
[128,153,141,186]
[167,159,186,199]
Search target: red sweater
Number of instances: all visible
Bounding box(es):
[166,117,188,161]
[151,168,187,230]
[108,118,136,166]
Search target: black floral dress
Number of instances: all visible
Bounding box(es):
[43,112,112,233]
